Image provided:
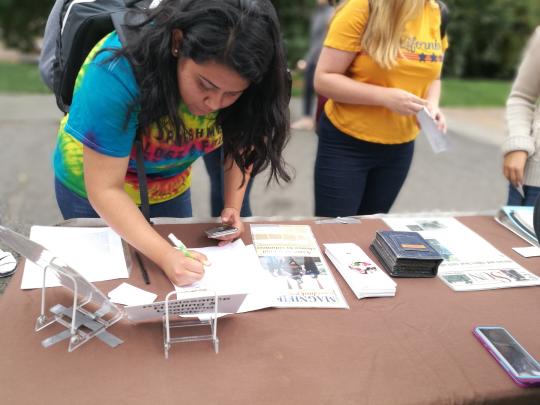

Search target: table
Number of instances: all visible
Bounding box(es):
[1,216,540,404]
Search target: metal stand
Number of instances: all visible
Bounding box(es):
[34,257,123,352]
[0,225,124,352]
[162,290,219,359]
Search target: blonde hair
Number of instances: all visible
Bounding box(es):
[335,0,424,69]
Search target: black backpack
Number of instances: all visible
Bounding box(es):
[39,0,150,113]
[39,0,153,220]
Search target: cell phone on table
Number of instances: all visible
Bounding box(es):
[473,326,540,387]
[204,225,239,239]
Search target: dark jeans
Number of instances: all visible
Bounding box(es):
[55,177,193,220]
[314,112,415,217]
[202,147,253,217]
[507,183,540,206]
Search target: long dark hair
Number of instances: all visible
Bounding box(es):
[117,0,291,184]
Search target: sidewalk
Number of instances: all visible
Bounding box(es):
[443,107,506,146]
[0,95,509,233]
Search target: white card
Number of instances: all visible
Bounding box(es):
[108,282,157,306]
[512,246,540,258]
[417,107,449,154]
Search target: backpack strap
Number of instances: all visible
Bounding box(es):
[113,6,152,224]
[436,0,449,39]
[134,131,151,223]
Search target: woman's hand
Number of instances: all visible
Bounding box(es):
[503,150,528,187]
[216,207,244,246]
[383,88,427,115]
[160,247,208,286]
[426,102,447,133]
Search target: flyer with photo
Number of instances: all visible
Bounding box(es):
[250,224,348,308]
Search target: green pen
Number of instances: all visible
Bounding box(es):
[168,233,193,258]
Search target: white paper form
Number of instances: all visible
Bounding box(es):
[21,226,129,289]
[174,239,275,313]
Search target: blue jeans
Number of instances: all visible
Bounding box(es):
[506,183,540,206]
[55,178,193,220]
[202,147,253,217]
[314,112,414,217]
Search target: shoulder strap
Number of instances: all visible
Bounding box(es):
[134,132,151,223]
[436,0,449,39]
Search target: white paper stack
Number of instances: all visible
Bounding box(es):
[324,243,397,299]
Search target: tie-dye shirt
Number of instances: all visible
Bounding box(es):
[53,32,222,204]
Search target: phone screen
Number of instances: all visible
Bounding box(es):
[477,327,540,377]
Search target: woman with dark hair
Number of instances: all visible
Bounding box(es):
[52,0,291,286]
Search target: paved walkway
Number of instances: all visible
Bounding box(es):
[0,94,509,230]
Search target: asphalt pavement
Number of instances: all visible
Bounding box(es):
[0,94,510,291]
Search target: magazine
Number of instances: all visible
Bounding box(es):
[250,224,348,308]
[495,206,538,247]
[383,217,540,292]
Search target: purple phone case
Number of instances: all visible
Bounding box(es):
[473,327,540,388]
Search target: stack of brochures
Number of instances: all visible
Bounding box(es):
[324,243,396,299]
[369,231,443,278]
[495,206,538,247]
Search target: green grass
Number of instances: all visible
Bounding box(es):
[0,62,50,94]
[440,78,511,107]
[0,62,511,107]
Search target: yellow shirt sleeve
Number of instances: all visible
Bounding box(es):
[323,0,369,53]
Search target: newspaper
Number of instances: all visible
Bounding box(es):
[383,217,540,292]
[250,224,348,308]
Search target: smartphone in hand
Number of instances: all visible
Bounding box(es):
[473,326,540,387]
[204,225,239,239]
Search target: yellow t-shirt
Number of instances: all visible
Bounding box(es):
[323,0,449,144]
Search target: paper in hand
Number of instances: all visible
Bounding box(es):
[416,107,449,154]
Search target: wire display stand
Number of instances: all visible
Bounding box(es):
[124,290,247,359]
[162,290,219,359]
[0,225,123,352]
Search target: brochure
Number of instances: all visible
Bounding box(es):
[324,243,396,299]
[495,206,538,247]
[383,217,540,292]
[250,224,348,308]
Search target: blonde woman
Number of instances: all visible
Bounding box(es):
[314,0,448,216]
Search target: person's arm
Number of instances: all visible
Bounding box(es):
[314,46,427,115]
[219,155,249,245]
[425,79,447,133]
[502,27,540,187]
[83,146,207,285]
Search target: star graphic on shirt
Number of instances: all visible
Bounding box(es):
[431,53,437,62]
[418,53,426,62]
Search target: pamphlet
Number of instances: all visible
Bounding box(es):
[324,243,396,299]
[416,107,449,154]
[383,217,540,292]
[250,224,348,308]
